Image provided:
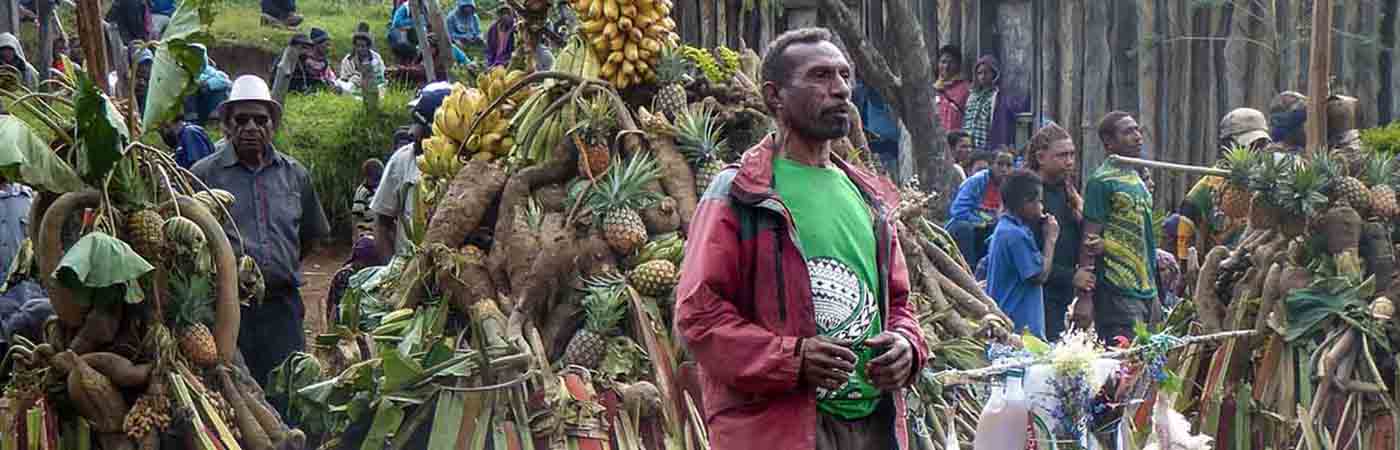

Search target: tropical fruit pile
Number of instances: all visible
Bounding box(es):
[571,0,680,88]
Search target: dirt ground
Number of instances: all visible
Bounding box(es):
[299,243,351,337]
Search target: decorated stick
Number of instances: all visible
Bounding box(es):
[1106,155,1230,177]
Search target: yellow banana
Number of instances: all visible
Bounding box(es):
[604,0,619,20]
[621,4,636,19]
[611,37,625,51]
[625,43,639,62]
[629,27,644,42]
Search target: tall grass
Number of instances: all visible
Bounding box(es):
[276,87,414,241]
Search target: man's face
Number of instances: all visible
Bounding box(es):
[354,39,371,56]
[767,41,853,142]
[975,64,996,88]
[461,5,473,15]
[134,63,152,88]
[991,154,1013,180]
[1106,116,1145,157]
[0,47,14,63]
[225,103,275,154]
[1038,138,1076,179]
[954,137,974,163]
[937,54,958,79]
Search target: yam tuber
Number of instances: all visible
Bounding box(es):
[70,304,123,354]
[489,144,576,294]
[1318,205,1363,254]
[423,160,510,248]
[1194,246,1230,333]
[1360,221,1394,291]
[217,367,272,450]
[38,190,102,328]
[80,352,151,388]
[53,351,128,432]
[640,126,698,231]
[1256,263,1284,335]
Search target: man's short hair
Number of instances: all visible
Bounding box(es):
[946,131,970,148]
[1026,123,1072,171]
[938,45,962,62]
[761,27,836,87]
[1097,111,1134,145]
[1000,169,1043,212]
[969,150,996,165]
[362,158,384,179]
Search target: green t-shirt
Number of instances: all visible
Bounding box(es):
[772,158,883,419]
[1083,161,1158,300]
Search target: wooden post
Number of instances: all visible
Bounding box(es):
[413,0,437,82]
[0,0,18,38]
[698,0,712,47]
[271,46,299,104]
[35,0,52,83]
[1306,0,1331,155]
[424,0,453,75]
[76,0,109,92]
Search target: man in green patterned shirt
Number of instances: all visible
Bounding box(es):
[1077,111,1160,343]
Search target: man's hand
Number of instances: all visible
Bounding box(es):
[1069,294,1094,330]
[1042,213,1060,241]
[865,332,914,390]
[1083,233,1104,256]
[1072,265,1096,291]
[801,337,857,391]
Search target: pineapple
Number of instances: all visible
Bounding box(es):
[1319,153,1371,216]
[127,209,166,264]
[1215,146,1257,219]
[1363,154,1398,218]
[652,46,693,120]
[572,94,617,179]
[586,154,663,256]
[561,274,628,368]
[630,259,678,297]
[1278,155,1329,238]
[673,102,729,194]
[1247,153,1285,230]
[167,272,218,367]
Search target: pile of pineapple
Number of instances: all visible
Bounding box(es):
[571,0,679,88]
[1213,147,1400,240]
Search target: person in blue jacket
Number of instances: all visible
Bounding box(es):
[945,149,1014,270]
[183,44,231,125]
[446,0,483,49]
[160,119,215,168]
[852,79,901,176]
[387,2,420,63]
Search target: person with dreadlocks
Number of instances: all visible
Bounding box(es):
[1024,123,1095,341]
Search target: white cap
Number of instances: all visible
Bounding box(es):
[219,75,282,120]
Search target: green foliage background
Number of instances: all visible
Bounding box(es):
[274,87,414,242]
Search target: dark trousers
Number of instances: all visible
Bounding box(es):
[816,396,898,450]
[238,288,305,388]
[388,29,420,62]
[946,220,990,273]
[1092,287,1161,345]
[261,0,296,19]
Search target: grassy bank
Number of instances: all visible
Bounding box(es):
[276,87,414,241]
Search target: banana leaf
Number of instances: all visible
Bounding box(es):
[72,74,128,186]
[427,390,467,450]
[52,232,153,305]
[358,400,406,450]
[0,116,84,193]
[140,0,218,130]
[1284,276,1385,345]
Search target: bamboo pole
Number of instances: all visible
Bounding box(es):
[1107,154,1230,177]
[1306,0,1332,155]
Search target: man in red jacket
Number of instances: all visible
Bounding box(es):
[674,27,928,450]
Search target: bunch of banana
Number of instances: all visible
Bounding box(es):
[503,37,599,167]
[624,232,685,268]
[462,67,534,159]
[681,45,740,83]
[416,136,463,183]
[573,0,680,89]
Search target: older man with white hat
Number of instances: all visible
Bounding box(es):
[190,75,331,388]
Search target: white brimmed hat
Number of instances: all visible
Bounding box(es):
[218,75,282,120]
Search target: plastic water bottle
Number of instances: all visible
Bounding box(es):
[973,369,1031,450]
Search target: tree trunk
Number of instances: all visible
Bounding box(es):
[1140,0,1161,184]
[413,0,437,82]
[1081,0,1109,177]
[0,0,18,38]
[1277,0,1300,93]
[1354,0,1380,128]
[818,0,954,213]
[1384,0,1399,124]
[1059,0,1082,174]
[1307,0,1331,154]
[77,0,109,92]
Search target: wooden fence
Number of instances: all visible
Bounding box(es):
[671,0,1400,210]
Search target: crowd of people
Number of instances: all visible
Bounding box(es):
[0,2,1389,445]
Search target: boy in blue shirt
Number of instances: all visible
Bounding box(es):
[986,169,1060,339]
